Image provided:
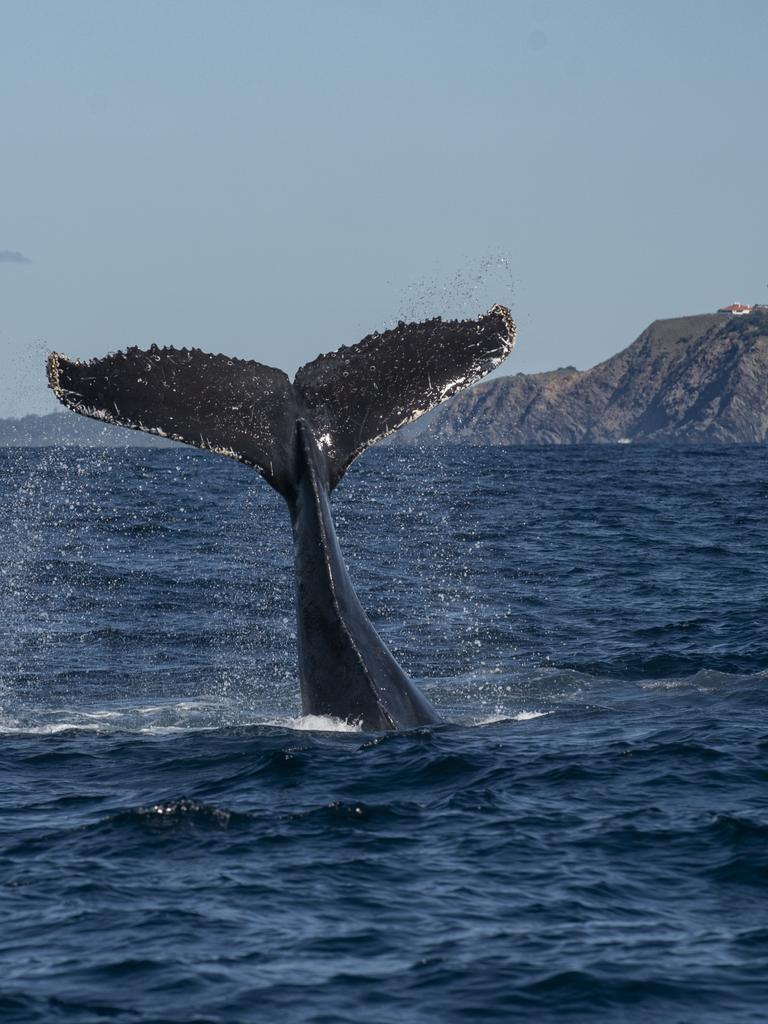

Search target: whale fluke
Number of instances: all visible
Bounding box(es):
[47,305,514,495]
[47,306,515,730]
[47,345,299,493]
[293,305,515,487]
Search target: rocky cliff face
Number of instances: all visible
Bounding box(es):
[410,311,768,444]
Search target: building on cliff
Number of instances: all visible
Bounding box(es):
[718,303,752,315]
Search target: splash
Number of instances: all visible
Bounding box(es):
[279,713,362,733]
[397,254,516,326]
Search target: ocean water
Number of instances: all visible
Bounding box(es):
[0,443,766,1023]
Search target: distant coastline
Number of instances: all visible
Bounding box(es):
[4,308,768,447]
[0,412,173,447]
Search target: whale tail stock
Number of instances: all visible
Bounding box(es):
[47,305,515,495]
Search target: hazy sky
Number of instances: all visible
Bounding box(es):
[2,0,767,416]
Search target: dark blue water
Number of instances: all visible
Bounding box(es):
[1,444,766,1023]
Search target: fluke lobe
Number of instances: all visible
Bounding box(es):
[47,307,515,730]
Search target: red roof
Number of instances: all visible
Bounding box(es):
[718,303,752,313]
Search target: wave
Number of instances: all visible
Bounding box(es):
[467,710,551,726]
[0,664,764,738]
[0,705,556,738]
[109,797,244,830]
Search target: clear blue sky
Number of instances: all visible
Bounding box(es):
[2,0,767,416]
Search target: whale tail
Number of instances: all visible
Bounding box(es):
[47,305,515,494]
[47,305,515,730]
